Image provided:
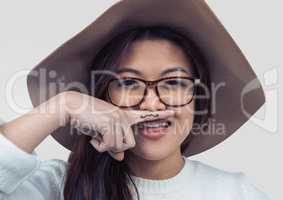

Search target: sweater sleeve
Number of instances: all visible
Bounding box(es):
[237,172,272,200]
[0,133,68,200]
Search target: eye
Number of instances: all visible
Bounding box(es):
[118,79,139,88]
[164,79,189,87]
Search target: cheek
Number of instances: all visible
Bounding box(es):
[172,100,195,144]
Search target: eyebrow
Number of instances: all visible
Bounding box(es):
[116,66,192,76]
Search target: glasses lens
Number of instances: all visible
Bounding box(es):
[157,77,194,106]
[108,78,145,107]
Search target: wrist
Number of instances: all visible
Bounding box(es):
[59,91,83,125]
[51,91,75,127]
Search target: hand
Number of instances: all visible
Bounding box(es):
[64,91,175,161]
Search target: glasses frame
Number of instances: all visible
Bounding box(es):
[106,76,200,108]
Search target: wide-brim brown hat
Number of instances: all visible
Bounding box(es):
[26,0,265,157]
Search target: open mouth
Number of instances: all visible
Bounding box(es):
[134,119,172,140]
[136,119,172,129]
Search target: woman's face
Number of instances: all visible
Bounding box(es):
[111,39,195,160]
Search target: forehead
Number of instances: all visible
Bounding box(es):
[116,39,195,78]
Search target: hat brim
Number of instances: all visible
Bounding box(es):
[26,0,265,157]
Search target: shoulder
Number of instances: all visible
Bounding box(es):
[0,131,70,199]
[37,158,68,177]
[185,158,271,199]
[188,159,240,181]
[25,159,69,200]
[27,158,69,187]
[36,158,69,188]
[186,159,240,189]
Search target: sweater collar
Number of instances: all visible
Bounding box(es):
[129,156,195,194]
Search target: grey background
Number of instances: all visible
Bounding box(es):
[0,1,282,199]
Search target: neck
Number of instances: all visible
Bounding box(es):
[125,149,185,180]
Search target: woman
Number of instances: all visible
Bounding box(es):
[0,0,270,200]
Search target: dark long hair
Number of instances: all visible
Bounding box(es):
[63,25,211,200]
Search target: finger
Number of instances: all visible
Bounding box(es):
[102,120,123,151]
[101,122,114,150]
[89,138,108,152]
[123,109,175,126]
[112,120,124,152]
[108,150,124,161]
[120,121,136,148]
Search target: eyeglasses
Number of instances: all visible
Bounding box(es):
[106,76,200,108]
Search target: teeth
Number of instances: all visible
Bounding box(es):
[137,120,171,129]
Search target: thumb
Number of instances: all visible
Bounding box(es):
[108,150,125,161]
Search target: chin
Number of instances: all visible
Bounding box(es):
[128,146,174,161]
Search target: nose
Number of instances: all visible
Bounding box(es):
[139,87,166,111]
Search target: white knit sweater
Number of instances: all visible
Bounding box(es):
[0,133,271,200]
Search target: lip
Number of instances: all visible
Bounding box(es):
[137,121,171,140]
[136,117,172,127]
[139,113,171,123]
